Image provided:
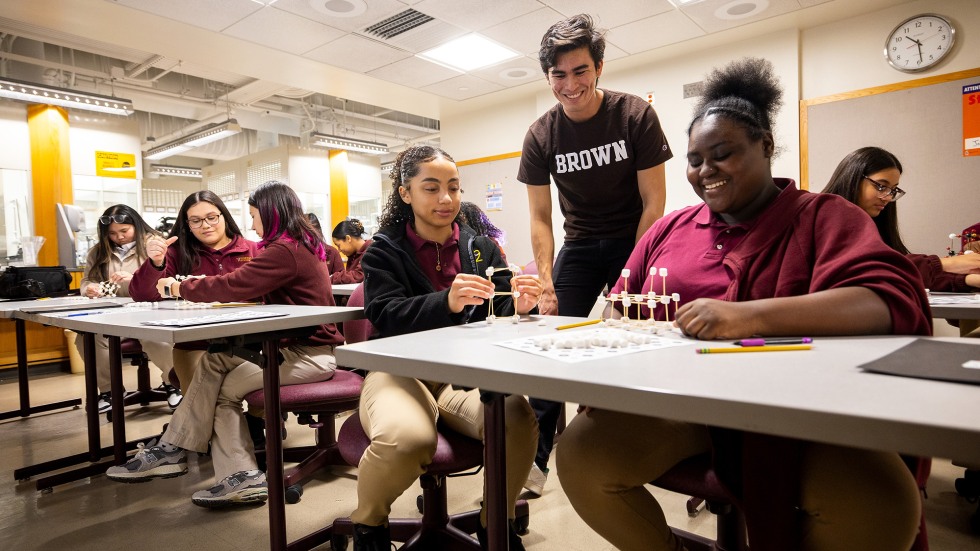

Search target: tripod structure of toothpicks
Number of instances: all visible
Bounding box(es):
[98,280,120,298]
[484,264,523,324]
[602,267,680,330]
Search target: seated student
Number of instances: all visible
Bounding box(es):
[130,191,260,392]
[459,201,507,263]
[108,181,344,508]
[556,58,931,551]
[330,218,371,284]
[307,212,345,276]
[821,146,980,291]
[350,145,540,551]
[77,204,177,413]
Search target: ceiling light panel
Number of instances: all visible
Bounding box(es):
[309,132,389,155]
[418,34,519,72]
[0,77,134,115]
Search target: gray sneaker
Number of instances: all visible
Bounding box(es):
[106,443,187,482]
[191,470,268,508]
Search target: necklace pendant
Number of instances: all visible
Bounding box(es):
[436,264,441,271]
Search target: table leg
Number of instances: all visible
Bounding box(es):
[83,332,101,462]
[263,338,286,551]
[483,392,509,551]
[0,319,81,421]
[107,336,127,464]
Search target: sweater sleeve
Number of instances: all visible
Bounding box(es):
[178,244,294,303]
[906,253,971,292]
[129,247,178,301]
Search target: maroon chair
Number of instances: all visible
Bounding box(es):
[326,283,529,550]
[651,454,747,551]
[244,369,363,503]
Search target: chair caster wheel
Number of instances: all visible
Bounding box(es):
[285,484,303,504]
[416,494,423,514]
[514,513,529,535]
[330,534,349,550]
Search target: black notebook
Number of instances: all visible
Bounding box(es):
[859,339,980,385]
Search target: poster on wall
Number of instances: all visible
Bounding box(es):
[964,83,980,157]
[95,151,137,178]
[486,182,503,211]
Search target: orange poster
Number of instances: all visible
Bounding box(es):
[964,82,980,157]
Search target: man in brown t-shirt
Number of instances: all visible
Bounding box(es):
[517,13,672,495]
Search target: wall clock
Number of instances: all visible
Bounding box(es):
[884,13,955,72]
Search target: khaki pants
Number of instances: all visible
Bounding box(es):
[557,409,921,551]
[75,335,174,394]
[163,344,335,480]
[351,371,538,527]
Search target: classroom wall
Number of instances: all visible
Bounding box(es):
[0,104,31,170]
[442,0,978,269]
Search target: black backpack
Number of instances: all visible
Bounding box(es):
[0,266,73,299]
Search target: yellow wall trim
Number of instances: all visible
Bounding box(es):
[457,151,522,167]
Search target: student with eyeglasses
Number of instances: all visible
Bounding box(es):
[109,181,343,509]
[130,191,261,394]
[822,146,980,292]
[77,204,178,413]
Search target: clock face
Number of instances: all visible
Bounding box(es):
[885,14,955,73]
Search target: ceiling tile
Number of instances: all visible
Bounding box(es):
[539,0,675,29]
[305,34,411,73]
[272,0,412,33]
[607,10,705,54]
[471,56,544,88]
[481,7,567,56]
[421,73,504,101]
[679,0,801,34]
[368,56,463,89]
[223,8,346,55]
[798,0,834,7]
[413,0,543,32]
[110,0,261,32]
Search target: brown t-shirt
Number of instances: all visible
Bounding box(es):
[518,89,672,241]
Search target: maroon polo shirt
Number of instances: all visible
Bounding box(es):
[610,207,750,319]
[404,222,461,291]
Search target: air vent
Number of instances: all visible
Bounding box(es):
[682,81,704,99]
[364,9,434,40]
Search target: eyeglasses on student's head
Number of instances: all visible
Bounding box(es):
[188,213,222,229]
[99,214,130,225]
[863,176,906,201]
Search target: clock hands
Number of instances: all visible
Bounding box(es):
[906,36,923,61]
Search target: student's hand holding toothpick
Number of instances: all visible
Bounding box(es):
[447,273,495,313]
[511,274,542,314]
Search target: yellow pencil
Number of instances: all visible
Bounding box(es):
[210,302,263,308]
[696,344,812,354]
[556,319,602,330]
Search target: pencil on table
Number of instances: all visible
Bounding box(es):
[556,319,602,330]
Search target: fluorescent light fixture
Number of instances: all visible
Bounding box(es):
[309,132,389,155]
[150,165,203,178]
[380,162,395,174]
[0,77,134,115]
[144,119,242,160]
[418,34,519,72]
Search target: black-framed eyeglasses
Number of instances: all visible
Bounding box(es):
[99,214,130,225]
[863,176,906,201]
[188,213,222,229]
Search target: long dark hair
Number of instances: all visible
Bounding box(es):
[248,181,326,260]
[821,147,908,254]
[173,190,243,274]
[89,204,158,282]
[378,145,459,230]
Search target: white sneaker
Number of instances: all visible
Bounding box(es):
[166,387,183,410]
[96,392,111,414]
[523,463,549,496]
